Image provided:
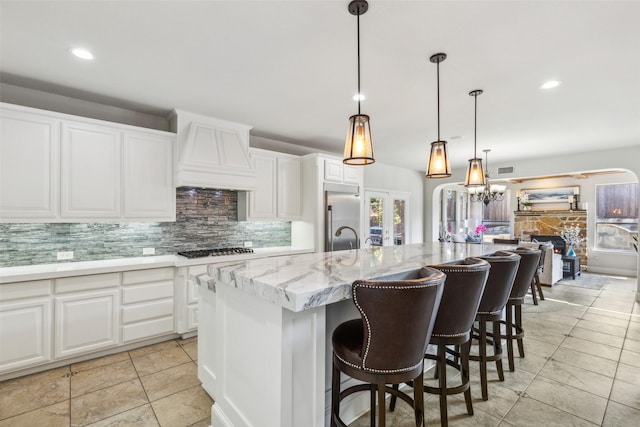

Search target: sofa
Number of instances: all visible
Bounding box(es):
[517,241,563,286]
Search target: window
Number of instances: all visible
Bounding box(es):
[595,183,638,251]
[481,191,512,242]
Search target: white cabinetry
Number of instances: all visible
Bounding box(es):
[61,122,121,219]
[323,158,362,186]
[238,149,301,221]
[0,103,175,223]
[123,132,175,221]
[0,108,59,220]
[0,280,53,374]
[54,273,120,359]
[175,265,202,334]
[121,268,175,343]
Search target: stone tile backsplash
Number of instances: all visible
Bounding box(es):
[0,188,291,267]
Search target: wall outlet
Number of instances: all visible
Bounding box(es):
[243,241,253,248]
[57,251,74,261]
[142,247,156,255]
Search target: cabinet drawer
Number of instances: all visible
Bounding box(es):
[0,280,52,302]
[122,267,174,285]
[55,273,119,293]
[122,317,174,343]
[121,299,174,324]
[122,281,173,304]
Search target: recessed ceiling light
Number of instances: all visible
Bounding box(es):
[71,48,94,60]
[450,136,463,140]
[540,80,561,90]
[352,93,365,101]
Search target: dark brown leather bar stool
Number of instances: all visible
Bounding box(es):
[530,243,549,304]
[390,258,490,427]
[471,251,520,401]
[330,268,446,427]
[505,248,541,371]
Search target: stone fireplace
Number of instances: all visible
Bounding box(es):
[514,210,587,267]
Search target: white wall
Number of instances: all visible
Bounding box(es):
[423,146,640,296]
[363,162,424,244]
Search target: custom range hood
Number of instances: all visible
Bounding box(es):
[169,109,257,191]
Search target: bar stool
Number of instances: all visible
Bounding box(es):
[389,258,490,427]
[530,243,549,304]
[471,251,520,401]
[330,268,446,427]
[505,247,541,371]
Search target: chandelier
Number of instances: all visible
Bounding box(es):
[469,149,506,205]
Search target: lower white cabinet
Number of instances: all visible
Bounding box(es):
[54,273,120,359]
[0,297,52,374]
[121,267,175,343]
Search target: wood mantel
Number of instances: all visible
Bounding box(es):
[514,210,587,266]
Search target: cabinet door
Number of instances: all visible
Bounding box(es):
[324,158,343,182]
[0,298,52,373]
[277,156,301,219]
[248,152,277,219]
[343,164,362,185]
[54,288,119,358]
[61,122,121,219]
[0,108,59,220]
[123,132,175,221]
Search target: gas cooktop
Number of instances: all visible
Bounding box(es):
[177,247,254,258]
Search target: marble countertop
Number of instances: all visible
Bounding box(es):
[0,246,312,284]
[200,242,509,312]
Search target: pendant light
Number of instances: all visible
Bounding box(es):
[464,89,486,187]
[425,53,451,178]
[343,0,374,166]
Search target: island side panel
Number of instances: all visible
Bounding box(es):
[198,279,326,427]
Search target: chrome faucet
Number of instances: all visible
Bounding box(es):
[335,226,360,250]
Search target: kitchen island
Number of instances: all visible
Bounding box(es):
[196,242,509,427]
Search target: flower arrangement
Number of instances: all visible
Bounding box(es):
[558,224,585,246]
[519,192,531,207]
[474,224,487,236]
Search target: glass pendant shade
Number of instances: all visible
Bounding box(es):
[425,140,451,178]
[344,114,374,165]
[465,157,486,187]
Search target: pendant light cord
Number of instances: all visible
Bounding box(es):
[436,60,440,140]
[357,12,361,115]
[474,93,477,158]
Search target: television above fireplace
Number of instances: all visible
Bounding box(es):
[530,235,567,254]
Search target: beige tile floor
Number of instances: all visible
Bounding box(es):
[0,336,210,427]
[348,272,640,426]
[1,273,638,427]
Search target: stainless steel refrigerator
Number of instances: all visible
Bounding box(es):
[325,183,361,252]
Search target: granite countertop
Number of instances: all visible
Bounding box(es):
[199,242,507,312]
[0,246,312,284]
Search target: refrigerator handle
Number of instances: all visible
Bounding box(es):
[328,205,333,252]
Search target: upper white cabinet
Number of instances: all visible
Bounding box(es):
[238,149,301,221]
[61,122,122,219]
[169,109,256,191]
[0,103,175,222]
[0,108,59,220]
[123,132,175,221]
[323,157,363,186]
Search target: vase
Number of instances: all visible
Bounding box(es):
[523,205,531,211]
[566,245,576,257]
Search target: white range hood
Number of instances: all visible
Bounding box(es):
[169,109,256,191]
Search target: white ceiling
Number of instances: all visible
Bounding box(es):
[1,0,639,172]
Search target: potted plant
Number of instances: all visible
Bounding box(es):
[559,224,585,256]
[520,192,532,211]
